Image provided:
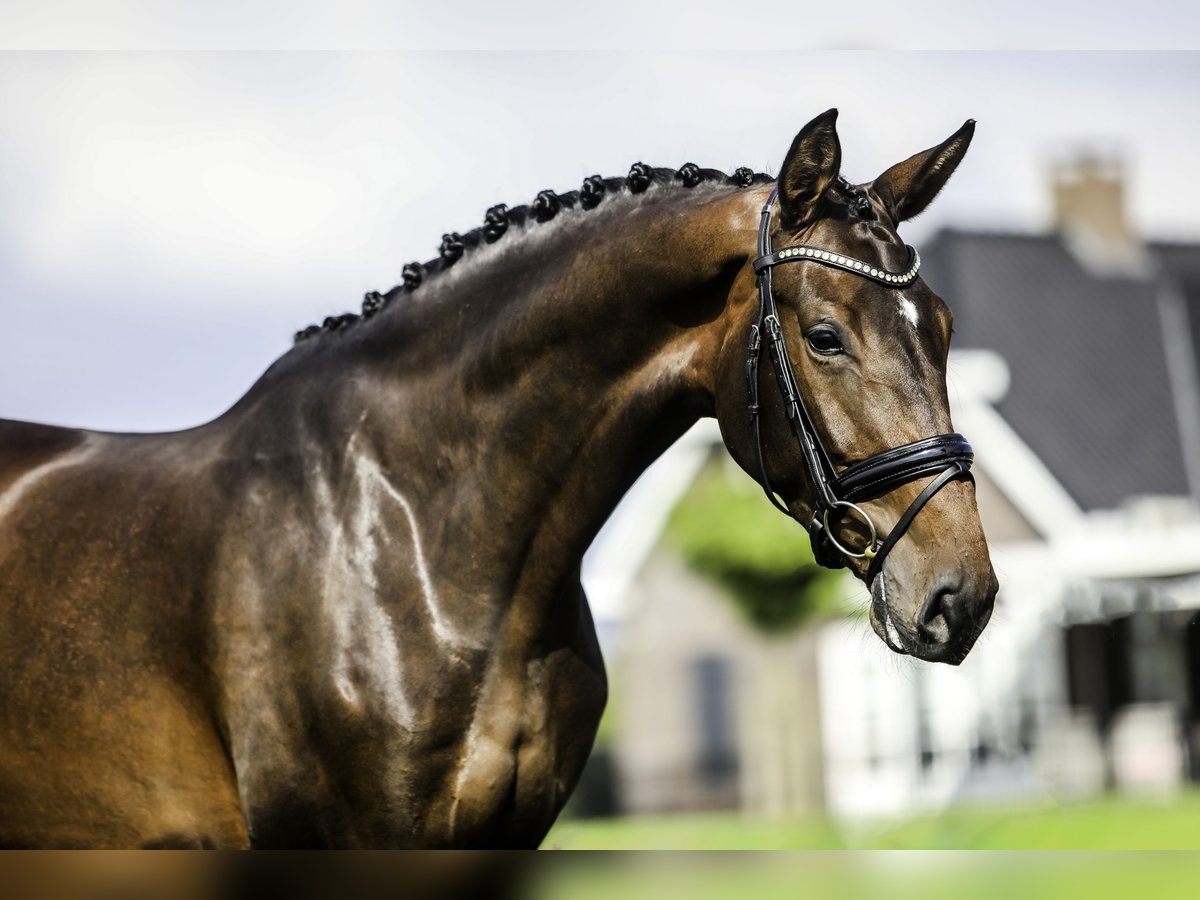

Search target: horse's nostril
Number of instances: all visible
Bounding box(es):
[918,582,964,647]
[918,610,951,645]
[908,574,996,664]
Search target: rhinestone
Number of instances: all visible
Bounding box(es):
[853,261,863,270]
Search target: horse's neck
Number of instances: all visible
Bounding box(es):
[235,186,760,620]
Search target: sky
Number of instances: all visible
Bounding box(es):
[3,50,1200,431]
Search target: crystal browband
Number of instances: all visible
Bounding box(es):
[752,244,921,287]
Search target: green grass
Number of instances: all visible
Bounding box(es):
[543,791,1200,850]
[529,851,1200,900]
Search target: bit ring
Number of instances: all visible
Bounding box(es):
[823,500,880,560]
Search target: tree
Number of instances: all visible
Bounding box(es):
[666,455,844,633]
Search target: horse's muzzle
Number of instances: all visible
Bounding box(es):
[871,571,997,665]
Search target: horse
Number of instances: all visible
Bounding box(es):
[0,109,997,848]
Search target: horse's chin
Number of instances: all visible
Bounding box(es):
[868,576,910,657]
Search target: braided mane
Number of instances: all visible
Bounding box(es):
[293,162,773,344]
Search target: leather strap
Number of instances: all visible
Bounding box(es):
[864,462,974,585]
[834,434,974,504]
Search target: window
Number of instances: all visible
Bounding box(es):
[693,655,737,783]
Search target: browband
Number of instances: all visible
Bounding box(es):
[752,244,922,288]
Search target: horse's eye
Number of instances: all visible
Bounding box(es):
[806,327,845,356]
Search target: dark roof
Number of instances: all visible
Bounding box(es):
[1152,240,1200,364]
[921,229,1191,511]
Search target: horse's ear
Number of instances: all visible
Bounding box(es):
[778,108,842,228]
[871,119,975,223]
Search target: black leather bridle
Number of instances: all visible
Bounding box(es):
[746,188,975,585]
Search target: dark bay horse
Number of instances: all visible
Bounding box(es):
[0,110,996,848]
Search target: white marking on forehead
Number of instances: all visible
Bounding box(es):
[897,297,919,328]
[0,437,101,522]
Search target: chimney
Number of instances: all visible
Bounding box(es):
[1051,152,1148,277]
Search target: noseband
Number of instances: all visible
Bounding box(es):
[746,189,974,585]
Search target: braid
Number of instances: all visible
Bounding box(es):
[733,167,756,188]
[439,232,465,263]
[361,291,386,317]
[533,189,561,222]
[627,162,654,194]
[579,175,606,210]
[482,204,510,243]
[402,262,424,290]
[323,313,359,332]
[677,163,703,188]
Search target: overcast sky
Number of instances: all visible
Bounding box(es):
[2,50,1199,430]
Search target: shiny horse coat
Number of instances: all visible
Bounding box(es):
[0,110,996,847]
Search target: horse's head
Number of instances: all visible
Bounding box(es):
[716,109,997,664]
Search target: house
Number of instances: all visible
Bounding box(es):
[581,153,1200,822]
